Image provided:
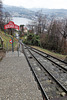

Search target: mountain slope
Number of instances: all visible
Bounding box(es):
[3,5,67,20]
[29,8,67,19]
[3,5,36,19]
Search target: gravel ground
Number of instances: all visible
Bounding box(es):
[0,51,42,100]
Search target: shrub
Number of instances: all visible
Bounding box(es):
[23,33,40,46]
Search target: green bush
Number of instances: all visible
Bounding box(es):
[23,33,40,46]
[0,44,2,47]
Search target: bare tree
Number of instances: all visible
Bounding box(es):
[36,11,47,34]
[4,12,12,23]
[0,0,4,30]
[58,19,67,54]
[27,10,47,35]
[47,19,62,52]
[0,0,2,20]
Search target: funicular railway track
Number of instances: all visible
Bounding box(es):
[27,46,67,88]
[22,43,67,100]
[28,46,67,70]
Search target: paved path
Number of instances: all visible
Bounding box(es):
[0,51,42,100]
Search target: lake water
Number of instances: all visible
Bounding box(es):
[12,17,32,26]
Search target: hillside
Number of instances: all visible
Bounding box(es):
[3,5,36,20]
[29,8,67,19]
[3,5,67,20]
[0,31,18,51]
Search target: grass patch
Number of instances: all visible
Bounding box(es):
[0,31,18,51]
[31,46,67,60]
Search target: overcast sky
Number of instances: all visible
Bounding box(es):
[3,0,67,9]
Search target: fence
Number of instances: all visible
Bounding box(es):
[5,40,18,52]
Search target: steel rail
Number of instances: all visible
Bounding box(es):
[29,46,67,65]
[23,44,49,100]
[19,43,67,100]
[26,46,67,93]
[28,46,67,71]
